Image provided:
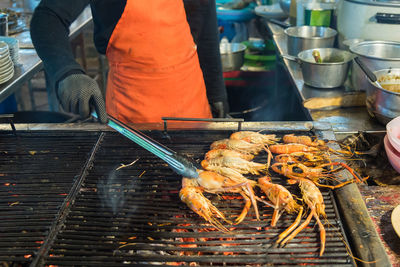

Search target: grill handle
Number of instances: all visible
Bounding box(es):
[162,117,244,132]
[92,112,199,179]
[0,114,16,135]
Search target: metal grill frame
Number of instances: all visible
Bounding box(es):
[0,121,391,266]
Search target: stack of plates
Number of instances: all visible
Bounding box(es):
[0,41,15,85]
[0,37,19,65]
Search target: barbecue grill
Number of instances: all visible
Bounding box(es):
[0,121,390,266]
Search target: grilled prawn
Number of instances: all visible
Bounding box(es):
[201,156,268,175]
[205,149,255,161]
[269,143,319,154]
[283,134,326,147]
[282,134,355,157]
[280,178,326,256]
[210,139,266,155]
[271,162,359,189]
[274,152,328,167]
[257,176,302,227]
[196,170,260,224]
[180,178,231,232]
[230,131,279,145]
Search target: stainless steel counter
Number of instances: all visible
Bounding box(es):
[0,6,93,102]
[266,21,385,133]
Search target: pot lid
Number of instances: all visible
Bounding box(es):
[346,0,400,7]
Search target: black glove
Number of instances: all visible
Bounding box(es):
[210,100,230,118]
[57,74,108,123]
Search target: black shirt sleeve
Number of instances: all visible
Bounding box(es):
[30,0,90,89]
[90,0,126,55]
[184,0,227,104]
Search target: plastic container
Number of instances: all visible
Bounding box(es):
[296,0,335,27]
[387,115,400,152]
[216,0,256,41]
[216,0,256,22]
[384,135,400,174]
[303,2,335,27]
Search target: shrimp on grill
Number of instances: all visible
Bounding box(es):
[271,162,360,189]
[279,178,326,256]
[180,178,231,232]
[257,176,303,227]
[210,139,266,155]
[230,131,280,145]
[201,156,269,175]
[205,149,255,161]
[196,170,260,224]
[274,152,328,167]
[269,143,319,154]
[229,131,275,167]
[283,134,326,147]
[283,134,356,157]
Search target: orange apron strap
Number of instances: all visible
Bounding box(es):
[105,0,212,123]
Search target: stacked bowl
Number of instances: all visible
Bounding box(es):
[0,37,19,65]
[385,116,400,173]
[0,41,14,85]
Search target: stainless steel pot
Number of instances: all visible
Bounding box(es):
[284,26,337,56]
[337,0,400,44]
[340,38,364,51]
[283,48,354,88]
[220,43,247,72]
[350,41,400,91]
[365,68,400,124]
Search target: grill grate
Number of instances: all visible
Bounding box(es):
[42,130,353,266]
[0,131,100,265]
[0,129,355,266]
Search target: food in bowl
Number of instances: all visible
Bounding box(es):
[296,48,353,88]
[366,68,400,124]
[349,41,400,92]
[378,74,400,93]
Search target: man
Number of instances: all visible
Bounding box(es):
[30,0,228,123]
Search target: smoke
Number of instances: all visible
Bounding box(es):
[97,168,137,215]
[228,64,309,121]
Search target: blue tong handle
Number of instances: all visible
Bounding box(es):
[92,112,199,178]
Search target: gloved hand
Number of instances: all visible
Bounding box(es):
[210,100,230,118]
[57,74,108,123]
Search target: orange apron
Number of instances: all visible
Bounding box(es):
[105,0,212,123]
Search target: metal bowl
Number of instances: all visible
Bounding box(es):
[284,26,337,56]
[220,43,247,72]
[366,68,400,124]
[350,41,400,91]
[297,48,354,88]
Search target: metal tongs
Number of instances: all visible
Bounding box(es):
[92,112,199,178]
